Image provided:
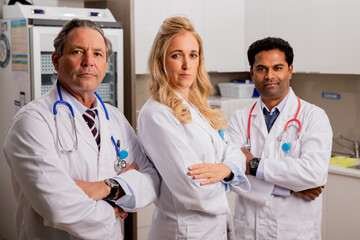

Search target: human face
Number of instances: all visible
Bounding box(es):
[250,49,293,106]
[52,27,108,105]
[165,32,199,100]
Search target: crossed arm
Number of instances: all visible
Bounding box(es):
[75,163,138,218]
[187,147,325,201]
[240,146,324,200]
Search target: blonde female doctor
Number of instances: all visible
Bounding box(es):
[137,16,250,240]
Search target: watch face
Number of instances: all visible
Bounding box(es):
[249,159,257,168]
[249,158,260,169]
[106,178,119,188]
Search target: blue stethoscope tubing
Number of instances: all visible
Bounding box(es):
[245,96,302,154]
[53,81,128,173]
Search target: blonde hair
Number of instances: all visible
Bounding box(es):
[147,16,226,130]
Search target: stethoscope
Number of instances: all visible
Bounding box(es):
[245,96,302,154]
[53,81,128,174]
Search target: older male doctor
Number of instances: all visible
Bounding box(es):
[227,37,332,239]
[3,19,159,240]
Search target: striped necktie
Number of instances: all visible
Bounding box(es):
[83,109,101,148]
[263,108,280,132]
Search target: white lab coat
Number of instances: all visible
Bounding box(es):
[3,84,159,240]
[227,88,333,240]
[138,97,250,240]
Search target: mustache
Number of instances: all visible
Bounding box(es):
[263,80,278,84]
[76,68,98,76]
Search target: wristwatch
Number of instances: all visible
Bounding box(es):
[249,158,261,176]
[104,178,120,200]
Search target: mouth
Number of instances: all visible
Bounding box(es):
[179,74,192,78]
[263,81,279,87]
[77,72,97,77]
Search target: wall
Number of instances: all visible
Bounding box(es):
[291,73,360,155]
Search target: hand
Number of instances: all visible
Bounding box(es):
[241,146,254,175]
[75,180,109,201]
[119,162,139,174]
[293,185,325,201]
[113,205,128,219]
[188,163,232,186]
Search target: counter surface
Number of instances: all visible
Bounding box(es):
[328,165,360,178]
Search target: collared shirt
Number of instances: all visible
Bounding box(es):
[61,85,100,131]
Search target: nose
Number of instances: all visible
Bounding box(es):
[265,69,274,80]
[182,57,190,70]
[81,52,94,67]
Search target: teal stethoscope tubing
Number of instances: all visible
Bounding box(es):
[53,81,128,173]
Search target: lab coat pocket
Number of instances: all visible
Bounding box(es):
[277,220,315,240]
[178,219,226,240]
[233,219,246,240]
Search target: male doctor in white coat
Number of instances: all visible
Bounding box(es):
[3,19,159,240]
[227,37,332,239]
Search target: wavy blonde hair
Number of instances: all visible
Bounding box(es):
[147,16,226,130]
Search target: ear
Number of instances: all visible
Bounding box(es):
[288,64,293,80]
[250,67,254,79]
[52,52,60,72]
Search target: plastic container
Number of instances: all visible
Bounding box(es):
[218,81,255,98]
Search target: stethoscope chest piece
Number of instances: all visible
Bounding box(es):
[114,156,127,173]
[114,147,128,173]
[282,142,291,154]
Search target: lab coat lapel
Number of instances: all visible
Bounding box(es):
[174,90,215,138]
[97,103,113,158]
[251,99,268,138]
[59,92,99,152]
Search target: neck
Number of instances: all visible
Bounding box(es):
[174,87,189,102]
[59,81,94,108]
[262,88,289,111]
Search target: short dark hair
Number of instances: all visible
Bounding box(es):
[53,18,113,60]
[247,37,294,67]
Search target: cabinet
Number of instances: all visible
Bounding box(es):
[134,0,247,74]
[310,0,358,74]
[245,0,360,74]
[204,0,246,72]
[245,0,310,73]
[322,167,360,240]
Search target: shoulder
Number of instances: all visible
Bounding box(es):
[138,98,181,129]
[139,98,175,119]
[104,103,133,129]
[230,102,256,124]
[299,98,328,119]
[13,91,55,124]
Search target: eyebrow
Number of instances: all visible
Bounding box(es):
[169,49,199,54]
[255,63,285,68]
[70,45,105,52]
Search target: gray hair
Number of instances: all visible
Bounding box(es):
[53,18,113,60]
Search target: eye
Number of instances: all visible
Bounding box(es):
[190,53,198,58]
[95,52,103,57]
[256,67,265,72]
[171,54,181,59]
[274,66,283,71]
[72,50,82,54]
